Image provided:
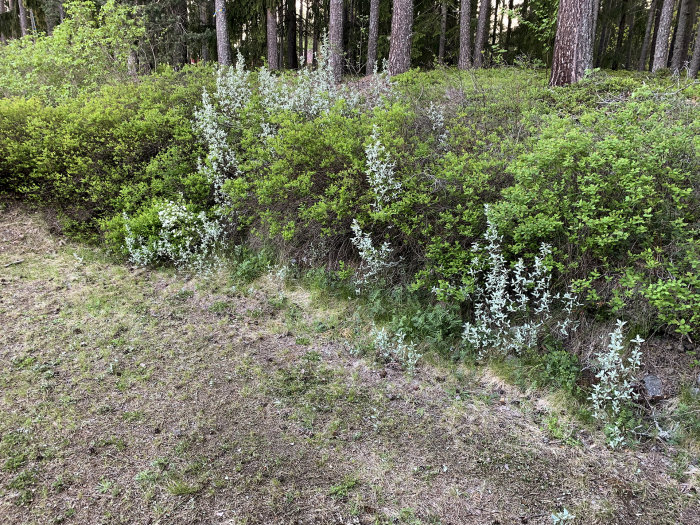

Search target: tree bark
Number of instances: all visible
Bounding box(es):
[506,0,514,46]
[174,0,188,65]
[0,0,6,44]
[550,0,596,86]
[473,0,489,67]
[367,0,380,72]
[611,0,628,70]
[388,0,413,74]
[671,0,693,71]
[458,0,472,69]
[200,1,211,62]
[652,0,677,72]
[312,0,319,66]
[639,0,659,70]
[299,2,305,66]
[215,0,232,66]
[690,11,700,76]
[329,0,344,82]
[58,2,65,23]
[595,0,613,67]
[18,0,28,37]
[267,7,279,69]
[491,0,499,46]
[439,0,447,64]
[286,0,298,68]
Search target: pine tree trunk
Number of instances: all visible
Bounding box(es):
[367,0,380,72]
[299,3,305,66]
[458,0,472,69]
[671,0,693,71]
[506,0,514,46]
[215,0,231,65]
[286,0,298,68]
[439,0,447,64]
[0,0,6,44]
[329,0,344,82]
[200,1,211,62]
[58,2,65,23]
[491,0,499,46]
[312,0,319,66]
[18,0,29,37]
[304,0,309,65]
[652,0,676,72]
[388,0,413,74]
[473,0,489,67]
[595,0,613,67]
[267,7,279,69]
[174,0,188,66]
[611,0,628,70]
[690,12,700,76]
[550,0,596,86]
[639,0,659,70]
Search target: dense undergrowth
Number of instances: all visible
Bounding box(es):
[1,35,700,447]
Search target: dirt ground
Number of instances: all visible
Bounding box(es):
[0,205,698,524]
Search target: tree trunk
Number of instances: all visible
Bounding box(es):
[690,11,700,76]
[0,0,6,44]
[267,7,279,69]
[438,0,447,64]
[286,0,298,68]
[367,0,380,72]
[639,0,658,70]
[550,0,596,86]
[200,1,211,62]
[58,2,65,23]
[595,0,613,67]
[671,0,693,71]
[473,0,489,67]
[312,0,319,66]
[611,0,628,70]
[18,0,29,37]
[329,0,343,81]
[458,0,472,69]
[652,0,676,72]
[506,0,514,46]
[388,0,413,74]
[215,0,232,66]
[299,3,305,66]
[491,0,499,46]
[174,0,188,66]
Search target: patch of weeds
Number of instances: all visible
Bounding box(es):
[544,415,581,446]
[97,478,121,496]
[93,436,127,452]
[231,247,273,284]
[166,477,202,496]
[11,355,37,369]
[52,474,72,493]
[3,451,28,472]
[209,300,229,314]
[134,468,161,486]
[669,386,700,444]
[268,293,288,311]
[52,508,76,524]
[295,336,311,346]
[172,289,194,302]
[122,410,145,422]
[329,475,359,498]
[8,469,37,505]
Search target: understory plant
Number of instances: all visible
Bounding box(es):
[589,320,645,449]
[462,207,580,359]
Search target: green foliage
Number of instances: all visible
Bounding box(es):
[0,1,145,102]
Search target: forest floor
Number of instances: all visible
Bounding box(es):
[1,205,698,525]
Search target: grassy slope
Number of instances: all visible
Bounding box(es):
[0,205,698,525]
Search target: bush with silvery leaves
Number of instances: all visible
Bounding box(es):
[372,326,421,374]
[365,126,401,210]
[123,200,223,273]
[461,206,580,358]
[350,219,400,294]
[589,320,644,449]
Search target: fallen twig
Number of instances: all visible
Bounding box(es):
[3,259,24,268]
